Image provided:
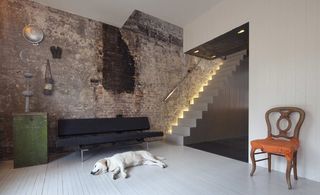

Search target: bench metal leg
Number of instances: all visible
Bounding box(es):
[145,142,149,150]
[80,148,89,162]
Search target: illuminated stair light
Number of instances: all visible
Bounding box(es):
[178,111,184,119]
[172,120,178,126]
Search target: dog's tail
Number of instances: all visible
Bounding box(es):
[155,156,166,160]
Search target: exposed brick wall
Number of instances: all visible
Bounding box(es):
[102,24,135,93]
[0,0,214,159]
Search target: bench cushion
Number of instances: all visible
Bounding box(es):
[56,130,163,147]
[58,117,150,136]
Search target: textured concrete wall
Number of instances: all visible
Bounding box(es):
[0,0,214,159]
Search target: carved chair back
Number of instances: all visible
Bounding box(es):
[265,107,305,139]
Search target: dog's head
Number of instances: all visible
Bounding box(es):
[90,159,109,175]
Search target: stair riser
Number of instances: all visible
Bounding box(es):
[207,69,239,89]
[213,71,233,80]
[183,110,202,118]
[178,122,196,128]
[217,65,237,75]
[194,96,213,104]
[208,76,231,87]
[214,78,229,85]
[211,70,234,81]
[172,126,190,136]
[209,70,235,85]
[200,90,219,97]
[189,104,208,111]
[177,118,197,127]
[203,81,228,92]
[206,80,225,88]
[224,50,247,61]
[222,58,243,66]
[210,76,229,83]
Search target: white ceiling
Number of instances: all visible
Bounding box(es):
[32,0,222,27]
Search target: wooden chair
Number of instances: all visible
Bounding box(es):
[250,107,305,189]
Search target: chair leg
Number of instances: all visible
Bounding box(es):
[293,152,298,180]
[250,148,256,176]
[286,159,293,189]
[268,153,271,172]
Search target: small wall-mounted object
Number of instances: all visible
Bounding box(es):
[50,46,62,59]
[43,59,54,95]
[116,114,123,118]
[90,78,100,85]
[22,24,44,45]
[90,78,103,100]
[22,72,33,112]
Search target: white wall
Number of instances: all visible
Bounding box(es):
[184,0,320,182]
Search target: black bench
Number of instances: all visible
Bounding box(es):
[56,117,163,160]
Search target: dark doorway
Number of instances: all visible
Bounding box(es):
[187,137,248,162]
[184,23,249,163]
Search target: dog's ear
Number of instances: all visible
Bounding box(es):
[105,159,109,172]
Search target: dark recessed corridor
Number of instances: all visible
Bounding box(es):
[187,137,248,162]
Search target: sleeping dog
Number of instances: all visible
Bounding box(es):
[90,150,167,179]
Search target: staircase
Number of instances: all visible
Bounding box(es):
[166,50,247,145]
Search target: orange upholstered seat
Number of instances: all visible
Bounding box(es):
[250,107,305,189]
[251,137,299,161]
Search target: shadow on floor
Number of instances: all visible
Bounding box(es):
[186,137,248,162]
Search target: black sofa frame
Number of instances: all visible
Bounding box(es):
[56,117,163,161]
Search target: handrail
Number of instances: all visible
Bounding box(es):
[163,58,203,102]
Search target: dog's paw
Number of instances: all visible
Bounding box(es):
[112,174,117,180]
[122,173,128,179]
[162,163,168,168]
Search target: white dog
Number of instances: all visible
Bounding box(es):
[90,150,167,179]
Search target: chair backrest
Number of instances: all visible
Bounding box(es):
[265,107,305,139]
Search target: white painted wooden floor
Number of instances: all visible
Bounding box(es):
[0,142,319,195]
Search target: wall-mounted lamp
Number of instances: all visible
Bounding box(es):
[22,24,44,45]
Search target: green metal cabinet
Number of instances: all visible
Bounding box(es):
[13,112,48,168]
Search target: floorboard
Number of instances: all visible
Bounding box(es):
[0,142,319,195]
